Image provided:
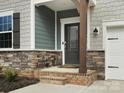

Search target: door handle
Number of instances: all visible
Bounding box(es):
[62,41,67,48]
[108,38,119,40]
[62,41,66,45]
[108,66,119,68]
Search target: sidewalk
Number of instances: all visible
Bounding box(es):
[10,80,124,93]
[9,83,87,93]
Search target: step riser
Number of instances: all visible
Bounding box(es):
[40,71,97,86]
[40,79,66,85]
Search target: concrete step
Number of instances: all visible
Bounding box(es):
[40,76,67,85]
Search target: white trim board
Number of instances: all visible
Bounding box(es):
[31,0,35,49]
[0,11,13,16]
[0,49,62,52]
[87,6,90,50]
[33,0,53,5]
[55,11,57,50]
[33,0,96,7]
[103,20,124,80]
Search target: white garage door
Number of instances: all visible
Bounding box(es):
[106,26,124,80]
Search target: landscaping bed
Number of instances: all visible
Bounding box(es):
[0,74,39,93]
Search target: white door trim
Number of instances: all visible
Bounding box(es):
[103,20,124,80]
[55,11,57,50]
[31,0,35,49]
[87,6,90,50]
[60,17,80,65]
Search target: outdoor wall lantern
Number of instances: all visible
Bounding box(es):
[93,27,99,35]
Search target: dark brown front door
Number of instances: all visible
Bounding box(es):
[65,23,79,64]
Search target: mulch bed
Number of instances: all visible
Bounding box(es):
[0,75,40,93]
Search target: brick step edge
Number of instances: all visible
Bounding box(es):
[40,76,67,85]
[40,76,67,81]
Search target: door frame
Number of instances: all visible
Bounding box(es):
[103,20,124,80]
[64,23,80,65]
[60,17,80,65]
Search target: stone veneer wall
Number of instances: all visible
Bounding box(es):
[87,51,105,80]
[0,50,105,80]
[0,50,62,70]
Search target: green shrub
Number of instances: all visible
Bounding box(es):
[4,68,17,82]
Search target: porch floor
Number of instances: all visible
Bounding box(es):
[40,66,93,74]
[41,66,79,73]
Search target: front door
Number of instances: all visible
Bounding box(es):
[65,23,79,64]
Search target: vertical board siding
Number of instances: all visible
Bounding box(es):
[57,9,79,50]
[90,0,124,50]
[35,6,55,49]
[0,0,31,49]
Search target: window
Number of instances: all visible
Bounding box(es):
[0,15,12,48]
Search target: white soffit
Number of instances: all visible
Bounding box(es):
[33,0,96,11]
[35,0,76,11]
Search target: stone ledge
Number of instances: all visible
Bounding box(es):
[40,76,67,81]
[40,76,67,85]
[40,71,96,77]
[40,79,66,85]
[0,49,62,52]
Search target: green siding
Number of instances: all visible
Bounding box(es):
[57,9,79,50]
[35,6,55,49]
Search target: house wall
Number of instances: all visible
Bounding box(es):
[35,6,55,49]
[0,50,104,80]
[57,9,79,50]
[0,0,31,49]
[90,0,124,50]
[87,51,105,80]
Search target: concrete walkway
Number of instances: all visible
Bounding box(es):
[9,83,87,93]
[10,80,124,93]
[85,80,124,93]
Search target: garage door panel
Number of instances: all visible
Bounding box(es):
[106,26,124,80]
[109,53,124,57]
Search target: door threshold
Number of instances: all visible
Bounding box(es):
[59,64,79,68]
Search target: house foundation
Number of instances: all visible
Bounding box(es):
[0,50,105,80]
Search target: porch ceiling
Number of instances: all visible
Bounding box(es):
[34,0,96,11]
[37,0,76,11]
